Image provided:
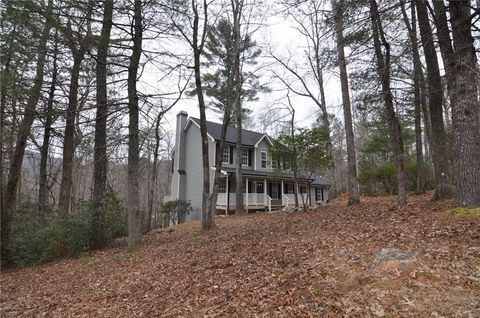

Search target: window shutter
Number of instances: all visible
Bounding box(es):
[229,146,233,164]
[248,149,253,166]
[215,143,219,163]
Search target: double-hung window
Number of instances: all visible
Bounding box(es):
[261,149,267,168]
[223,145,230,164]
[241,148,249,166]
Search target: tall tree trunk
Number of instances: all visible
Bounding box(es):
[233,0,245,216]
[400,0,425,194]
[313,41,336,198]
[330,0,360,205]
[415,0,451,200]
[127,0,143,250]
[91,0,114,250]
[38,35,59,222]
[432,0,455,103]
[370,0,407,205]
[189,0,214,229]
[147,114,162,232]
[58,52,85,215]
[449,1,480,207]
[3,0,52,261]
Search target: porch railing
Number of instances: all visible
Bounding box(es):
[216,193,265,207]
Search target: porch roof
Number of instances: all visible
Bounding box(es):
[221,167,330,186]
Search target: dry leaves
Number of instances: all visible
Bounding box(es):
[1,192,479,317]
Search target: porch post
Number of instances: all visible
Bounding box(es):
[281,180,284,205]
[246,177,249,210]
[226,174,229,215]
[264,179,267,205]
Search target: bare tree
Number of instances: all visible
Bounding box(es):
[369,0,406,205]
[58,3,94,215]
[2,0,53,261]
[415,0,451,200]
[127,0,143,249]
[38,32,59,222]
[400,0,425,194]
[330,0,359,205]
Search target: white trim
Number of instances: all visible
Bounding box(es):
[185,117,215,142]
[254,148,257,170]
[254,133,273,147]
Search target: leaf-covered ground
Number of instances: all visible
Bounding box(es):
[2,193,480,317]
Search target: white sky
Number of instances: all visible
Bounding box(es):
[139,4,344,139]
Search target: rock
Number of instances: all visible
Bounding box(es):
[374,248,416,272]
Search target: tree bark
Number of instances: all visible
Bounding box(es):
[400,0,425,194]
[232,0,244,216]
[91,0,113,250]
[191,0,214,229]
[38,34,58,222]
[369,0,407,205]
[3,0,52,261]
[330,0,360,205]
[127,0,143,250]
[415,0,451,200]
[449,1,480,207]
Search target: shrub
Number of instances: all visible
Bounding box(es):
[6,190,129,267]
[161,199,191,225]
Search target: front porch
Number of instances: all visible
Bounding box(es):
[215,175,312,212]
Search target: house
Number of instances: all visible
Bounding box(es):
[170,111,330,220]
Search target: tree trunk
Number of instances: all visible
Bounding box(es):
[58,52,85,216]
[233,0,245,216]
[400,0,425,194]
[91,0,113,250]
[330,0,360,205]
[415,0,451,200]
[3,0,52,261]
[449,1,480,207]
[147,114,161,232]
[432,0,455,104]
[38,35,58,222]
[191,0,214,229]
[369,0,407,205]
[127,0,143,250]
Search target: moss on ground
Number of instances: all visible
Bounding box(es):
[441,207,480,218]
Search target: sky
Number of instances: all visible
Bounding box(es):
[139,2,344,140]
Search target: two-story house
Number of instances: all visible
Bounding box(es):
[170,111,329,220]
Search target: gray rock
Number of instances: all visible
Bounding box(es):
[374,248,416,271]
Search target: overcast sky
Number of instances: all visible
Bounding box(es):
[139,2,343,140]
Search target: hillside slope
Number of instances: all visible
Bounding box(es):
[2,194,479,317]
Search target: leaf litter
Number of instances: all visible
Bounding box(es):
[1,192,479,317]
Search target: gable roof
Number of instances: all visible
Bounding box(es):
[190,117,270,147]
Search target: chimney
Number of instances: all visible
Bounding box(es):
[172,111,188,200]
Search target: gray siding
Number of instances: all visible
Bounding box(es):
[255,138,271,172]
[184,123,205,219]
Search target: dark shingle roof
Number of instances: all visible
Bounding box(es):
[190,118,267,146]
[311,175,330,186]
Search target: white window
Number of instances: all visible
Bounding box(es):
[218,178,227,193]
[223,145,230,164]
[242,148,249,166]
[261,149,267,168]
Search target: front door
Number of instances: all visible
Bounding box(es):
[255,181,264,194]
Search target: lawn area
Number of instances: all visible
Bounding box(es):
[1,193,479,317]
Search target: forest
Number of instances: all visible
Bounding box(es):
[0,0,479,313]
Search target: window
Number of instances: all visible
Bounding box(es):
[223,145,230,164]
[261,149,267,168]
[218,178,227,193]
[242,147,249,166]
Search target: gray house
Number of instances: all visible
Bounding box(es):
[170,111,330,220]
